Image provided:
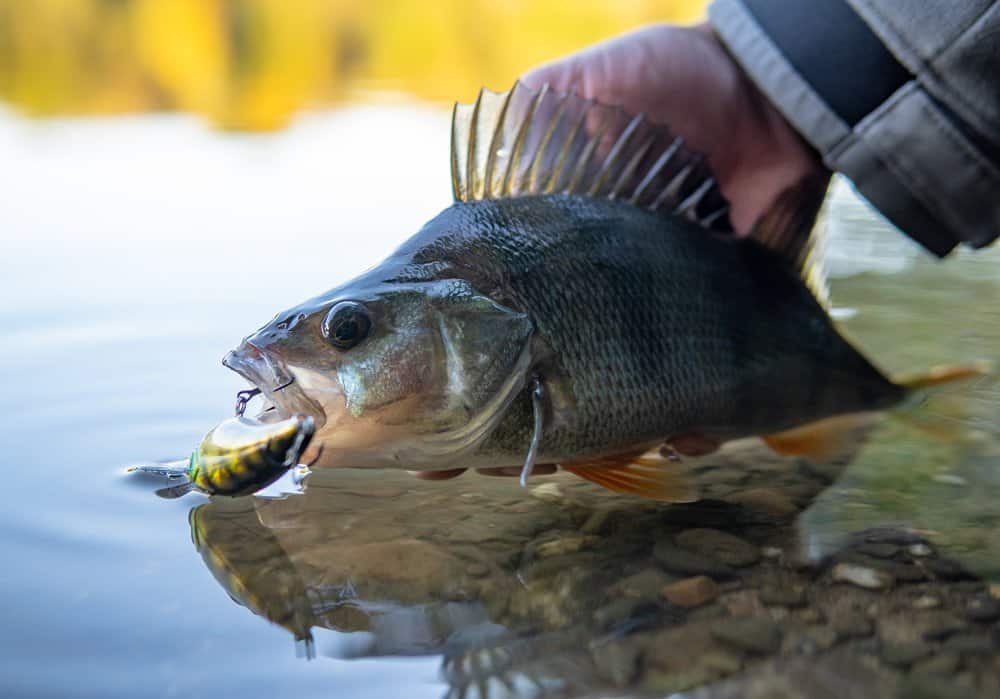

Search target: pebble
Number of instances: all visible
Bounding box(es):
[579,508,613,535]
[832,611,874,639]
[896,676,969,699]
[759,585,807,608]
[721,590,765,617]
[798,608,823,624]
[710,618,783,655]
[761,546,783,559]
[652,541,736,579]
[464,561,490,577]
[798,626,838,655]
[661,576,720,608]
[907,543,934,557]
[590,638,640,688]
[912,595,942,610]
[831,563,895,590]
[855,542,900,559]
[592,597,648,629]
[699,649,743,676]
[964,596,1000,623]
[879,640,933,667]
[675,529,761,568]
[910,653,961,676]
[615,568,675,599]
[920,557,970,581]
[921,618,967,642]
[529,482,564,501]
[942,633,994,656]
[533,534,596,559]
[724,488,798,517]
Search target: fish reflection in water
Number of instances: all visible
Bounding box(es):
[185,437,875,697]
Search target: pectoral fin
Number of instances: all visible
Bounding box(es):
[762,413,877,460]
[561,449,697,502]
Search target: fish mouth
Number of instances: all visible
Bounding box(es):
[222,341,327,429]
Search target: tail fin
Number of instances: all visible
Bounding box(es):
[895,361,992,392]
[892,361,994,440]
[761,361,994,459]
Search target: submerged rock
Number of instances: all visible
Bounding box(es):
[963,596,1000,623]
[653,541,738,579]
[710,618,784,655]
[831,563,895,590]
[676,529,762,567]
[662,576,721,608]
[879,640,933,667]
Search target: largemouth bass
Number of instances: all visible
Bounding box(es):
[222,82,982,501]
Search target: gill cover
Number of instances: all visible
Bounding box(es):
[412,282,535,459]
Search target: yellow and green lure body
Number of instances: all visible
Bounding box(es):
[132,414,315,497]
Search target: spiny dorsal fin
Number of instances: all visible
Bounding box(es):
[451,82,730,230]
[750,173,832,308]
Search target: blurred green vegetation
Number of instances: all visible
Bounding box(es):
[0,0,706,131]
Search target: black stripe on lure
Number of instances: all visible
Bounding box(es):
[129,414,316,498]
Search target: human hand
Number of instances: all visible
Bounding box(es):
[521,23,828,235]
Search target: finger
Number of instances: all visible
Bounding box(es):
[408,468,467,480]
[475,464,558,478]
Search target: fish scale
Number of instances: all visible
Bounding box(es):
[404,193,899,463]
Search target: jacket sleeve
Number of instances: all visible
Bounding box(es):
[708,0,1000,256]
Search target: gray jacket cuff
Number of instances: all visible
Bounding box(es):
[708,0,1000,256]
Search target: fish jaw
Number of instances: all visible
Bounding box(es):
[222,340,327,430]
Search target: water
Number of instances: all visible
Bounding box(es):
[2,104,999,698]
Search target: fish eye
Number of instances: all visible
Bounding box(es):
[322,301,372,350]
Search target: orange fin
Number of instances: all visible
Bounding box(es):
[561,450,697,502]
[762,413,877,461]
[891,361,993,441]
[895,361,991,391]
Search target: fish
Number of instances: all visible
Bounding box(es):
[221,81,986,502]
[129,413,315,497]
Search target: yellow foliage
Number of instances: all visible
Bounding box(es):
[0,0,707,130]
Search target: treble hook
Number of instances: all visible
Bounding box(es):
[234,388,261,417]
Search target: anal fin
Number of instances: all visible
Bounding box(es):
[762,412,877,461]
[561,449,697,502]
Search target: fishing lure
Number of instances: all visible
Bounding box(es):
[130,413,315,498]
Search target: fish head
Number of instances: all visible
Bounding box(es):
[224,276,533,469]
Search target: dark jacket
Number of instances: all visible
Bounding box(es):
[709,0,1000,256]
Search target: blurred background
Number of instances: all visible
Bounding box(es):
[0,0,705,130]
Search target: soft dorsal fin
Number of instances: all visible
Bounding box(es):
[749,173,832,308]
[451,81,730,230]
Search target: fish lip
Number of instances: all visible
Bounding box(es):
[222,342,327,429]
[222,341,293,392]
